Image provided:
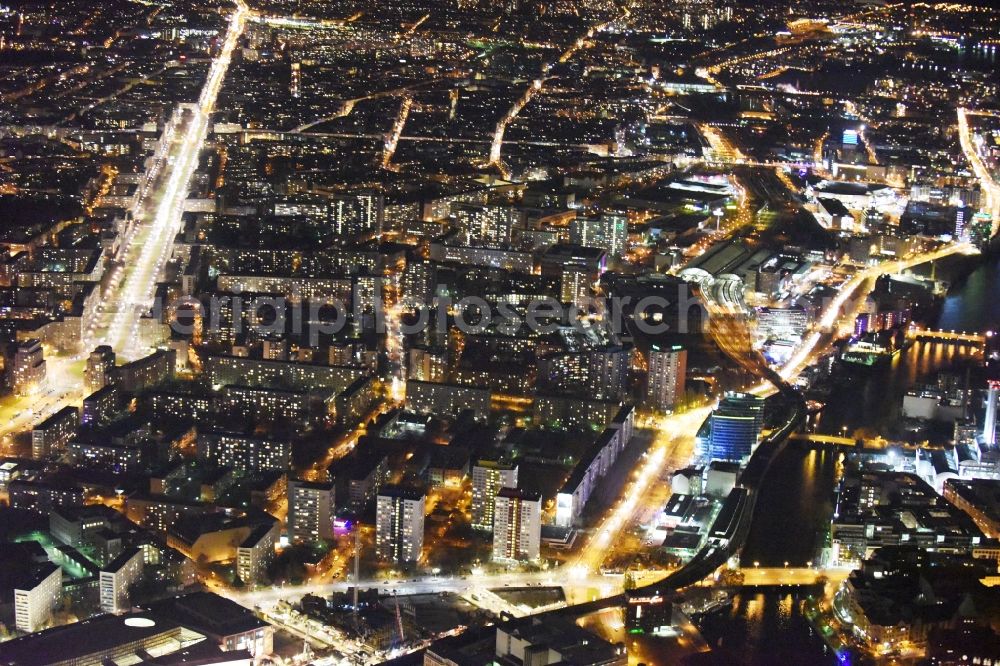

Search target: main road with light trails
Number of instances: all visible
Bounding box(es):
[97,0,248,359]
[225,570,624,611]
[774,241,979,388]
[566,408,710,578]
[958,107,1000,228]
[229,567,846,620]
[1,1,247,447]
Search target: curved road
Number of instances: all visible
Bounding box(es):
[542,377,806,619]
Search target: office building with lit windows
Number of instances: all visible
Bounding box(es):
[644,345,687,412]
[197,431,291,473]
[288,480,335,543]
[376,485,425,564]
[471,460,519,531]
[701,392,765,462]
[492,488,542,563]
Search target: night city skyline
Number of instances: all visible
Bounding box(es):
[1,0,1000,664]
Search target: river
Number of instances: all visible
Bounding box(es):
[742,338,980,569]
[742,446,839,568]
[683,446,843,665]
[696,591,835,666]
[938,252,1000,333]
[693,343,965,666]
[815,339,982,436]
[692,253,998,664]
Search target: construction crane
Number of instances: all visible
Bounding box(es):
[352,526,362,629]
[393,593,405,647]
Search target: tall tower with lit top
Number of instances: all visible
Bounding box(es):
[984,379,1000,447]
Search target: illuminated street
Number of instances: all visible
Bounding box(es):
[99,2,248,359]
[958,107,1000,227]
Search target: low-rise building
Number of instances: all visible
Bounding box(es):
[425,617,626,665]
[0,606,258,665]
[839,548,995,653]
[943,478,1000,538]
[50,504,121,547]
[496,617,626,665]
[145,592,274,656]
[9,479,84,514]
[833,469,984,565]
